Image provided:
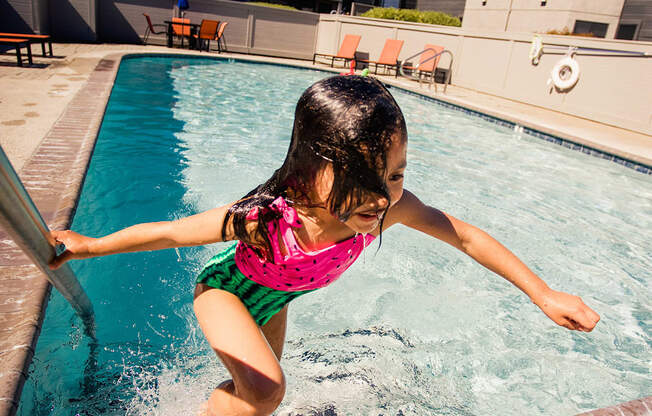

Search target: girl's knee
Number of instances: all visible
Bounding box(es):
[209,375,285,415]
[245,371,286,414]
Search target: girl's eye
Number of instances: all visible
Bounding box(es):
[390,174,404,182]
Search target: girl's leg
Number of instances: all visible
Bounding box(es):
[194,284,285,416]
[261,305,288,361]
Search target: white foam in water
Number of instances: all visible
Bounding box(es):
[123,351,225,416]
[118,61,650,415]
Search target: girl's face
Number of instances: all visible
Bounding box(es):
[313,134,408,234]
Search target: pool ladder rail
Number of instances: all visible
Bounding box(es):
[0,146,96,339]
[399,48,453,93]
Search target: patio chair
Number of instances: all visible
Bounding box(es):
[192,19,219,52]
[142,13,166,45]
[402,44,444,81]
[313,34,361,68]
[172,17,191,47]
[0,32,52,57]
[357,39,403,78]
[214,22,228,53]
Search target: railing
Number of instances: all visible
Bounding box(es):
[542,45,650,58]
[528,36,651,65]
[399,48,453,93]
[0,146,95,338]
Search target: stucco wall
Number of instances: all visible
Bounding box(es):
[316,15,652,136]
[49,0,97,41]
[1,0,34,33]
[463,0,625,38]
[98,0,175,44]
[2,0,49,33]
[98,0,319,60]
[3,0,318,59]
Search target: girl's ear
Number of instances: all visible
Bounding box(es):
[310,163,335,206]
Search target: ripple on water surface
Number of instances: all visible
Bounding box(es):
[18,57,651,416]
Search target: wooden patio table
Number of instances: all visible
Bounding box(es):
[164,20,201,50]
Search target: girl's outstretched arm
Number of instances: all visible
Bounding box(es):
[387,190,600,332]
[49,204,234,269]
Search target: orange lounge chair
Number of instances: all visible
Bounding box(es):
[313,34,361,68]
[357,39,404,78]
[214,21,228,53]
[142,13,166,45]
[192,19,220,52]
[172,17,191,47]
[0,37,32,66]
[402,44,444,81]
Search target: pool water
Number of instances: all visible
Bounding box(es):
[18,56,651,415]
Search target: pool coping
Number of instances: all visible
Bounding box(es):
[0,51,649,416]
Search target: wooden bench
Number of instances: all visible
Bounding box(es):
[0,33,52,57]
[0,38,32,66]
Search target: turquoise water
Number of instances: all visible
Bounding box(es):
[19,56,651,415]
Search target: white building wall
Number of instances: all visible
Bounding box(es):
[462,0,625,38]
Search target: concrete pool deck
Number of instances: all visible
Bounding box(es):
[0,43,650,416]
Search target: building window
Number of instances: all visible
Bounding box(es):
[616,24,638,40]
[573,20,608,38]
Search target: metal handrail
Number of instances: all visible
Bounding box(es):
[399,48,453,93]
[542,44,650,57]
[0,146,95,338]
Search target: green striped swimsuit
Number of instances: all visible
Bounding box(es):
[196,243,314,326]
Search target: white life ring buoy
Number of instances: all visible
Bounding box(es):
[529,36,543,65]
[550,56,580,91]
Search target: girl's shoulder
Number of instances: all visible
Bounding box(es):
[382,189,427,230]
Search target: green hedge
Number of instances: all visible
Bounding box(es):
[249,2,297,10]
[361,7,461,27]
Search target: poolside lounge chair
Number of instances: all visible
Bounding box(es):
[402,44,444,81]
[313,34,361,68]
[357,39,403,78]
[192,19,220,52]
[142,13,166,45]
[0,32,52,57]
[0,37,32,66]
[172,17,191,47]
[214,21,228,53]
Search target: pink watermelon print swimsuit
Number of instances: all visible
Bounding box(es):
[196,196,375,325]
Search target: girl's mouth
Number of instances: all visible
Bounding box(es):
[355,211,380,222]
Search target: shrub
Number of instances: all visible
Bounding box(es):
[361,7,461,27]
[545,27,595,37]
[249,2,297,10]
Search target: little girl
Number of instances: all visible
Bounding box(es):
[50,76,599,416]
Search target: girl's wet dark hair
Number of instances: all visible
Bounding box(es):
[223,75,407,259]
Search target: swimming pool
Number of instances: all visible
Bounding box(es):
[18,56,651,415]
